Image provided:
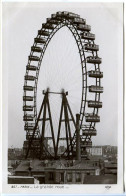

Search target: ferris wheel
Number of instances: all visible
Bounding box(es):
[23,11,103,159]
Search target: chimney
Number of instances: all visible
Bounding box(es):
[76,114,81,161]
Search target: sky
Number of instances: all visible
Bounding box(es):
[2,2,123,148]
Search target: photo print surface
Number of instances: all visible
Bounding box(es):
[2,2,123,194]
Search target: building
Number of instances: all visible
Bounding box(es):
[8,148,23,160]
[87,146,102,156]
[8,176,39,184]
[8,165,13,174]
[104,161,117,175]
[87,145,117,161]
[84,175,117,184]
[102,145,117,156]
[8,148,23,171]
[9,144,117,184]
[14,159,100,184]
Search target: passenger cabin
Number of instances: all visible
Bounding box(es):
[54,15,63,21]
[38,30,50,36]
[82,128,97,136]
[34,38,46,44]
[23,115,34,121]
[47,18,51,22]
[24,123,35,130]
[56,11,62,16]
[26,135,33,140]
[86,56,102,64]
[64,12,80,19]
[56,11,80,19]
[47,18,59,24]
[88,70,103,78]
[77,24,91,31]
[23,96,33,101]
[61,11,69,17]
[26,134,39,140]
[25,75,36,81]
[69,12,80,18]
[23,86,34,91]
[81,141,92,147]
[84,43,99,51]
[81,32,95,40]
[73,18,86,24]
[89,85,103,93]
[42,23,55,29]
[85,114,100,122]
[88,101,102,108]
[26,65,38,71]
[23,106,33,111]
[51,14,56,18]
[29,56,39,61]
[31,46,42,53]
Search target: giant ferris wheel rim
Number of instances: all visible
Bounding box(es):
[23,11,103,154]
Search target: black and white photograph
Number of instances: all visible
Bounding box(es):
[2,2,124,194]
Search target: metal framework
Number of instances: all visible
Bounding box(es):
[23,11,103,159]
[25,89,77,159]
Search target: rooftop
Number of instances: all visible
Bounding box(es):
[15,159,99,172]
